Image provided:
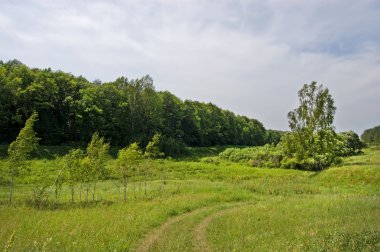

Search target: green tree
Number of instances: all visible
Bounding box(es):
[63,149,84,203]
[54,169,65,204]
[7,112,39,204]
[116,142,143,201]
[337,131,366,156]
[142,133,164,195]
[0,60,269,148]
[86,132,110,201]
[145,133,164,159]
[284,81,338,170]
[80,156,92,202]
[265,130,285,145]
[361,125,380,144]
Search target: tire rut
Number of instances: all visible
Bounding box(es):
[133,202,251,252]
[133,206,211,252]
[192,203,250,252]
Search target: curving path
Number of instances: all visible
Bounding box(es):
[134,202,252,252]
[134,206,212,252]
[192,204,249,252]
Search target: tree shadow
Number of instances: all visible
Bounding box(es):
[0,199,117,210]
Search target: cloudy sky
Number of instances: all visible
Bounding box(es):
[1,0,379,134]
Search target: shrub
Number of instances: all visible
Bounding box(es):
[26,185,50,209]
[218,145,284,168]
[218,147,255,163]
[248,145,284,168]
[337,131,366,156]
[218,141,349,170]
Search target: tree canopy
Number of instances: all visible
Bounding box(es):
[0,60,270,153]
[8,111,39,203]
[361,125,380,144]
[283,82,340,170]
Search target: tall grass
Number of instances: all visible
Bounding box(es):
[207,195,380,251]
[0,145,379,251]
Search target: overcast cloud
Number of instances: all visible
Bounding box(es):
[1,0,379,134]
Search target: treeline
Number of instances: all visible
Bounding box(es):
[361,125,380,144]
[0,59,273,154]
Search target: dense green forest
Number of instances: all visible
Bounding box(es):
[0,60,282,154]
[361,125,380,144]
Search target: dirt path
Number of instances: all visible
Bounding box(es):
[192,203,249,252]
[133,207,211,252]
[134,202,251,252]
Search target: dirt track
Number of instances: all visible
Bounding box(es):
[134,202,251,252]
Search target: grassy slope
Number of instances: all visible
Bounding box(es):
[208,195,379,251]
[0,145,379,251]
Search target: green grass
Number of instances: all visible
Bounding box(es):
[207,195,379,251]
[0,145,379,251]
[0,182,252,251]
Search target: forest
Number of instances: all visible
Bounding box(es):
[361,125,380,144]
[0,60,282,156]
[1,61,379,251]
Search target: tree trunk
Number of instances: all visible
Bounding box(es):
[116,182,121,201]
[80,181,83,202]
[134,170,136,198]
[9,175,14,205]
[144,179,147,196]
[123,175,127,202]
[92,180,97,202]
[55,189,59,204]
[86,185,89,203]
[139,180,141,196]
[71,185,75,204]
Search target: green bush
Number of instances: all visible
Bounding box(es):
[249,145,283,168]
[218,147,255,163]
[337,131,366,156]
[218,141,349,170]
[218,145,284,168]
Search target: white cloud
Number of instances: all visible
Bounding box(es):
[0,0,379,134]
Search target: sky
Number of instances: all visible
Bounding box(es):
[0,0,379,134]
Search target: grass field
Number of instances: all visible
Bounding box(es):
[0,145,379,251]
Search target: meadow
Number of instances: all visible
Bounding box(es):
[0,145,379,251]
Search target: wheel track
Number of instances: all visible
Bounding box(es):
[133,201,252,252]
[192,203,250,252]
[133,206,212,252]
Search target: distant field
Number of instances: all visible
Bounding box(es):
[0,145,379,251]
